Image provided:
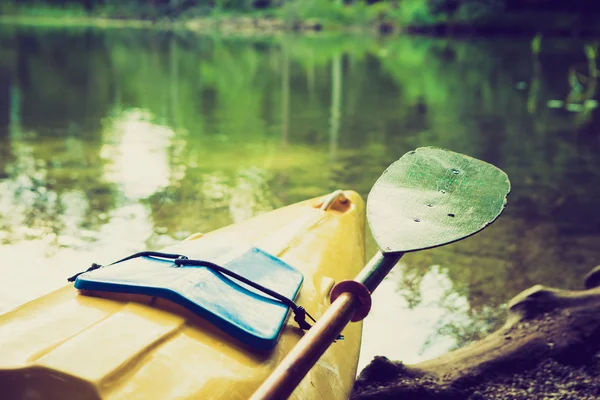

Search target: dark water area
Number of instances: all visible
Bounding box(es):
[0,25,599,369]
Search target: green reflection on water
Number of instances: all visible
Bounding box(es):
[1,27,600,366]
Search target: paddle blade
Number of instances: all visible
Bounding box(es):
[367,147,511,253]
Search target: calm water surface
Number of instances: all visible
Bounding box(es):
[1,26,600,371]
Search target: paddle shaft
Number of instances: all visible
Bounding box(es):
[250,251,403,400]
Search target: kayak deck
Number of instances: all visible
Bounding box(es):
[0,191,366,400]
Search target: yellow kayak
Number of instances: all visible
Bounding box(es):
[0,191,366,400]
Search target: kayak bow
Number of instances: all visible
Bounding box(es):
[0,191,365,400]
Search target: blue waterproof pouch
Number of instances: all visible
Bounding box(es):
[74,247,304,351]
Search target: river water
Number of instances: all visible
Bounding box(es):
[0,25,599,372]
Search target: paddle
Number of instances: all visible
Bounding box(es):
[250,147,511,400]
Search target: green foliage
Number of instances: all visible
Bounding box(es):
[0,2,17,15]
[531,33,542,54]
[0,0,443,28]
[1,1,88,17]
[280,0,372,27]
[392,0,438,25]
[455,0,505,21]
[214,0,256,12]
[2,0,600,33]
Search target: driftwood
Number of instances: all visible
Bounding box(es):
[352,265,600,400]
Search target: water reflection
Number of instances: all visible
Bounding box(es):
[0,27,599,369]
[101,108,174,200]
[360,265,470,371]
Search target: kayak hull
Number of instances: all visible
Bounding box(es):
[0,191,366,400]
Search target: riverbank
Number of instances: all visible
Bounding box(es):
[468,354,600,400]
[0,15,158,30]
[353,350,600,399]
[0,14,334,34]
[1,8,600,37]
[353,267,600,400]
